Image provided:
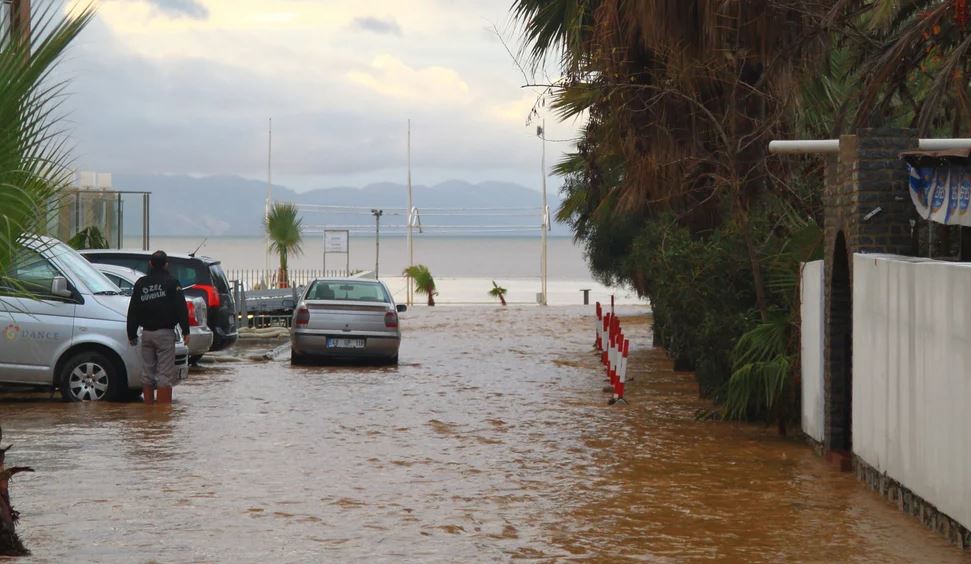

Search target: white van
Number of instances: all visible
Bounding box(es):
[0,235,189,401]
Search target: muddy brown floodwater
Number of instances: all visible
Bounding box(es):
[1,306,969,563]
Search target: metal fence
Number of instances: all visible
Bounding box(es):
[229,279,299,329]
[226,268,349,291]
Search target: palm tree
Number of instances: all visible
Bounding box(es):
[489,280,507,306]
[402,264,436,306]
[849,0,971,136]
[511,1,848,418]
[0,4,94,555]
[264,202,303,288]
[0,3,94,291]
[67,226,109,250]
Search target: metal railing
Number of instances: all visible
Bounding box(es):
[230,279,299,329]
[226,268,349,291]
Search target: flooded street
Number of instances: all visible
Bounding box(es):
[0,306,967,563]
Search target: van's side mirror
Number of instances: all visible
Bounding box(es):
[396,304,407,313]
[282,298,296,309]
[51,276,72,298]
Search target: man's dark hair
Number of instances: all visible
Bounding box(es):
[149,250,167,269]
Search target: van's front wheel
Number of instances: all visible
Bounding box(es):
[59,351,126,402]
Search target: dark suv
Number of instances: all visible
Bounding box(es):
[81,250,238,353]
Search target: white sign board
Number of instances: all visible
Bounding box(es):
[324,230,349,253]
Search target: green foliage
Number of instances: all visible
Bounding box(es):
[264,202,303,273]
[0,4,94,288]
[627,215,759,396]
[722,312,792,421]
[511,0,966,431]
[722,210,823,427]
[403,264,437,306]
[67,226,109,250]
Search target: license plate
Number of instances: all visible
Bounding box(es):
[327,337,365,349]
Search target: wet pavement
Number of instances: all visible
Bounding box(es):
[0,306,968,563]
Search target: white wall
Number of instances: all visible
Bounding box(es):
[800,260,825,443]
[853,254,971,530]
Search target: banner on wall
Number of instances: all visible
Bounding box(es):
[906,165,971,227]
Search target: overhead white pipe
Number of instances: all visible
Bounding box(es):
[769,138,971,155]
[769,140,840,154]
[918,138,971,151]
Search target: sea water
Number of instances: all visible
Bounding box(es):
[138,236,641,306]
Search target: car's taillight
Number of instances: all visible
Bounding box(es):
[186,300,199,326]
[187,283,220,308]
[295,306,310,327]
[384,311,398,328]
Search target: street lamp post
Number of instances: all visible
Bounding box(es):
[371,208,383,279]
[537,120,548,306]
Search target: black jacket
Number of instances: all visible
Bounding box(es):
[126,268,190,340]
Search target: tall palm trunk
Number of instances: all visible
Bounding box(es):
[278,250,288,288]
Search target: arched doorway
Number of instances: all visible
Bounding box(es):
[828,232,852,452]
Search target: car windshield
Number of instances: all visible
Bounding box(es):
[306,281,390,302]
[47,242,120,294]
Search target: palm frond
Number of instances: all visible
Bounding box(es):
[722,311,792,421]
[0,3,94,287]
[264,202,303,271]
[403,264,436,305]
[488,280,507,296]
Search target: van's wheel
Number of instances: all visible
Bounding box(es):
[59,351,126,402]
[388,355,399,366]
[189,355,203,366]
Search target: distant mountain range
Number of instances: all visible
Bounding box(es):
[114,174,569,238]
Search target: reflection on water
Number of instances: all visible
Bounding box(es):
[0,306,967,562]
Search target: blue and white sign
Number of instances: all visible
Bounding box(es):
[907,165,971,227]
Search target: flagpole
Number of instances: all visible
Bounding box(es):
[407,119,414,306]
[265,118,272,287]
[540,119,548,306]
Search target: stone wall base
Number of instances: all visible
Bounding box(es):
[802,433,824,456]
[855,456,971,549]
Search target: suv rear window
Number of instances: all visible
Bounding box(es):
[84,253,213,289]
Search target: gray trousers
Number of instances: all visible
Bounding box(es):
[140,329,177,388]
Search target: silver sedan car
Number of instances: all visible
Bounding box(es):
[289,279,405,365]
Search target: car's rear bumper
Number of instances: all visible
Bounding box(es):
[174,346,190,384]
[188,326,214,356]
[291,331,400,359]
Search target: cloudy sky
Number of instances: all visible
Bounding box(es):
[56,0,580,192]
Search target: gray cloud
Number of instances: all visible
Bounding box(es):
[51,8,557,192]
[351,16,402,36]
[145,0,209,19]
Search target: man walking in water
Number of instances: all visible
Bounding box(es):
[127,251,190,404]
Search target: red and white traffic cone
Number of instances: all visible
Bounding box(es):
[610,339,630,405]
[601,313,611,368]
[603,327,616,393]
[613,332,624,388]
[595,302,603,351]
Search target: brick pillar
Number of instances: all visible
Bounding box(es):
[822,128,917,455]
